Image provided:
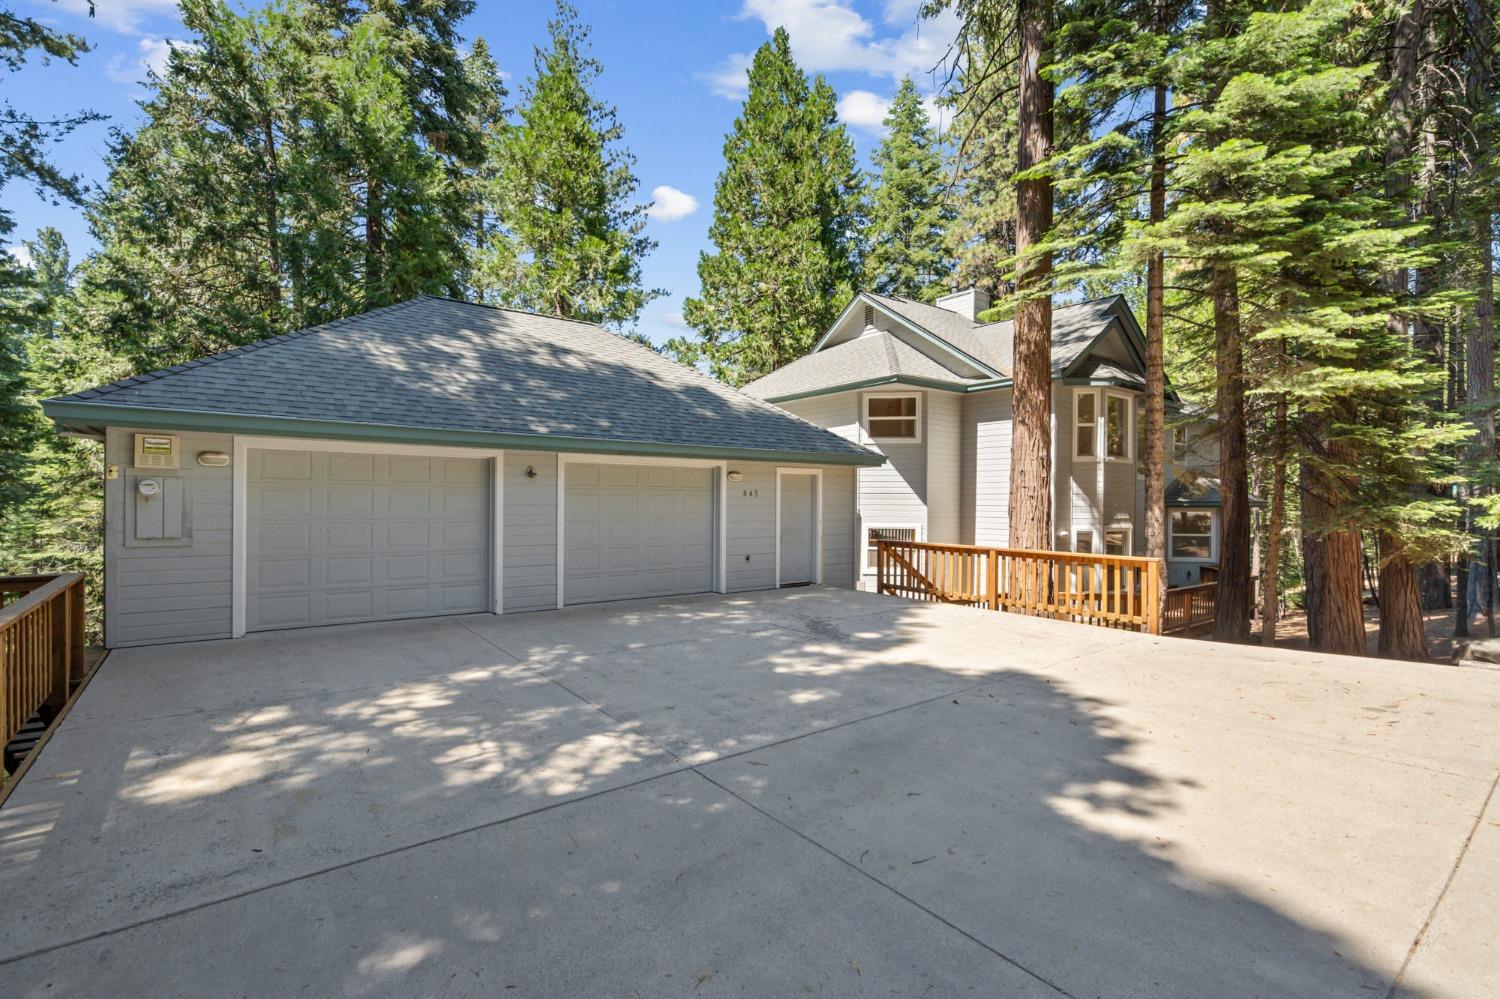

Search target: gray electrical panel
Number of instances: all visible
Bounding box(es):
[126,474,191,546]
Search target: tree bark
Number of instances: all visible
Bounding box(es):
[1377,532,1428,659]
[1261,391,1287,645]
[1377,0,1426,657]
[1211,264,1251,642]
[1144,70,1168,596]
[1302,428,1367,655]
[1007,0,1054,551]
[365,172,384,305]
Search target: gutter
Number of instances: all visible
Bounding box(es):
[42,400,888,468]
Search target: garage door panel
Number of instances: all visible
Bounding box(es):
[247,449,490,632]
[564,463,715,606]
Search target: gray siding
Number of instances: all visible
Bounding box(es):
[724,460,860,592]
[855,390,927,536]
[503,451,558,613]
[1061,387,1140,553]
[963,389,1013,546]
[726,461,777,592]
[821,465,858,587]
[924,390,962,543]
[104,427,234,648]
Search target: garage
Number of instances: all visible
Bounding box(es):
[563,462,717,606]
[246,448,491,631]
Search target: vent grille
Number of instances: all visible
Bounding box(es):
[863,304,875,329]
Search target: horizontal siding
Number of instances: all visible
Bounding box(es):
[503,451,558,612]
[777,392,859,443]
[821,466,858,587]
[105,427,235,648]
[726,461,777,593]
[925,391,962,543]
[857,390,926,533]
[965,389,1012,547]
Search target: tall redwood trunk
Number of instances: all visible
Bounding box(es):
[1144,70,1168,586]
[1377,532,1428,658]
[1211,265,1251,642]
[1303,429,1367,655]
[365,173,384,304]
[1374,0,1428,661]
[1008,0,1054,551]
[1467,0,1495,636]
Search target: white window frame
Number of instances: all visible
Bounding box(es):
[1167,509,1218,562]
[1103,526,1132,556]
[232,436,505,639]
[774,467,823,587]
[1073,529,1096,554]
[1074,390,1099,460]
[864,392,921,443]
[1104,391,1133,463]
[862,522,924,575]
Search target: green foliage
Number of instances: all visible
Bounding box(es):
[474,1,658,330]
[674,28,863,384]
[941,26,1017,298]
[864,78,954,300]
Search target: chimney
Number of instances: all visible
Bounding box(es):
[934,287,991,322]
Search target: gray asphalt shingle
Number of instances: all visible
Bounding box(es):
[47,297,878,463]
[742,293,1131,401]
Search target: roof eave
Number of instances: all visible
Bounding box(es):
[42,400,889,468]
[761,374,1010,405]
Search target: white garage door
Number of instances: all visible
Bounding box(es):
[564,463,716,605]
[247,449,490,631]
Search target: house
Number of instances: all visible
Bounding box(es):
[42,297,884,648]
[740,287,1228,588]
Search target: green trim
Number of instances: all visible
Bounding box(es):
[42,400,888,467]
[764,374,1013,405]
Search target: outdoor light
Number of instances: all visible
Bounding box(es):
[727,470,743,482]
[525,465,538,478]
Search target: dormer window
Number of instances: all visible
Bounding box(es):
[866,394,920,440]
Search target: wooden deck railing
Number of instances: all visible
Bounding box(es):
[875,540,1164,634]
[1162,582,1217,634]
[1,574,86,751]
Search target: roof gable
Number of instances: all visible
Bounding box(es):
[46,297,882,465]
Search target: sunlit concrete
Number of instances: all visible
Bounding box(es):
[2,587,1497,997]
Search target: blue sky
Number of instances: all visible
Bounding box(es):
[9,0,959,346]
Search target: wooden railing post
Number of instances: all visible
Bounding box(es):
[1145,559,1163,635]
[876,540,886,595]
[987,549,999,611]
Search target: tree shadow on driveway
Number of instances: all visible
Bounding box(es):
[0,592,1477,997]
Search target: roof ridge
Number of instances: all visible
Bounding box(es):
[56,297,428,404]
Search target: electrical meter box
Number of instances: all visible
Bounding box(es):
[133,433,181,470]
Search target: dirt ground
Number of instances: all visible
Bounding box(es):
[1243,603,1494,663]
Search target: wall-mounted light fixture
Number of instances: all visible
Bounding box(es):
[197,451,230,467]
[727,470,743,482]
[524,465,538,478]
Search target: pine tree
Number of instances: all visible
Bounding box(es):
[674,27,862,385]
[477,1,658,330]
[943,32,1018,299]
[864,78,954,300]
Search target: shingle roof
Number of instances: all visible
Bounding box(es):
[46,296,881,464]
[739,330,982,401]
[742,292,1132,401]
[1167,477,1266,508]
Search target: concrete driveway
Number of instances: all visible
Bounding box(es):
[1,588,1497,997]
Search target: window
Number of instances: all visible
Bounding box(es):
[1074,530,1095,554]
[1105,394,1130,460]
[866,395,919,440]
[1074,392,1097,458]
[1104,528,1130,556]
[865,525,919,572]
[1172,426,1190,462]
[1169,510,1215,560]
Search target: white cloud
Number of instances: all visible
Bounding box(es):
[701,52,754,100]
[704,0,962,100]
[6,244,33,269]
[659,311,690,329]
[53,0,179,36]
[107,36,196,86]
[837,90,891,132]
[647,185,700,222]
